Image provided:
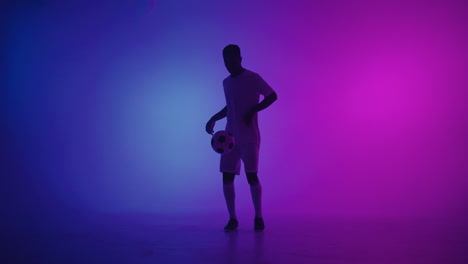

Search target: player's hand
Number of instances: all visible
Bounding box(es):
[205,119,215,135]
[244,110,255,126]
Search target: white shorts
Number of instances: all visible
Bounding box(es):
[220,143,259,175]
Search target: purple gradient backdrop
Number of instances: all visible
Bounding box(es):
[2,0,467,230]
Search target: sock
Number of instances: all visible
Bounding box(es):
[223,183,237,219]
[250,182,262,218]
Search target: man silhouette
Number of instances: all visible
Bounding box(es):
[206,44,277,231]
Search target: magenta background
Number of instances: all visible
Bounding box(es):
[2,0,467,229]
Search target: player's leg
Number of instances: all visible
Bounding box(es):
[222,172,236,219]
[220,146,241,231]
[242,143,265,231]
[246,173,263,214]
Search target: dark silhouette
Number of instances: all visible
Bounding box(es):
[206,44,277,231]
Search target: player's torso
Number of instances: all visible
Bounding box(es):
[223,70,260,113]
[223,70,261,144]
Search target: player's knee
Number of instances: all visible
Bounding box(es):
[223,172,235,184]
[246,173,259,186]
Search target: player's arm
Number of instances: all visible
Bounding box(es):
[206,106,227,134]
[244,92,277,125]
[210,106,227,121]
[251,92,277,113]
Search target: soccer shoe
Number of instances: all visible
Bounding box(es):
[254,217,265,231]
[224,218,239,231]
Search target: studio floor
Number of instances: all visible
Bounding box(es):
[4,212,468,264]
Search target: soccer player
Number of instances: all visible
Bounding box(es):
[205,44,278,231]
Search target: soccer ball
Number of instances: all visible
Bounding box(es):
[211,130,235,154]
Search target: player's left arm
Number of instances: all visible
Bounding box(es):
[244,74,277,125]
[251,92,278,113]
[244,92,277,125]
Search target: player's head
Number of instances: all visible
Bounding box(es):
[223,44,242,74]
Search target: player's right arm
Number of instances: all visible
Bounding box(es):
[206,106,227,135]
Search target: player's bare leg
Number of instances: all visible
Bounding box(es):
[223,172,238,231]
[247,172,264,231]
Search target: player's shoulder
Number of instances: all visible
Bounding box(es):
[223,69,261,84]
[243,69,263,82]
[223,75,230,85]
[244,69,260,77]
